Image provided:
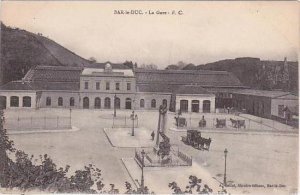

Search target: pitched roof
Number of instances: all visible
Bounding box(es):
[135,69,244,87]
[0,81,79,91]
[233,89,296,98]
[137,84,177,93]
[175,85,210,95]
[24,65,83,82]
[137,84,212,95]
[86,62,132,69]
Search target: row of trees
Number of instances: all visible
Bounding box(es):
[0,110,224,194]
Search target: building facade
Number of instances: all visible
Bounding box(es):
[5,62,293,115]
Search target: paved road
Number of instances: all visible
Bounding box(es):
[7,109,299,193]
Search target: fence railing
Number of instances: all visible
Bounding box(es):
[135,147,192,167]
[4,116,71,130]
[178,150,192,166]
[112,116,138,128]
[174,115,284,131]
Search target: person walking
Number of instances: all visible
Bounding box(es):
[151,131,155,141]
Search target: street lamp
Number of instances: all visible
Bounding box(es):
[224,148,228,187]
[131,111,138,136]
[69,108,72,127]
[141,149,145,191]
[114,94,117,117]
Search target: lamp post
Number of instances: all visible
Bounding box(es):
[69,108,72,127]
[224,148,228,187]
[141,149,145,191]
[131,111,138,136]
[114,94,117,117]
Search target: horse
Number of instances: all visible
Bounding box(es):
[230,118,238,128]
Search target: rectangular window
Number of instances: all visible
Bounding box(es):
[84,82,89,89]
[106,82,110,90]
[96,82,100,90]
[116,83,120,90]
[127,83,131,91]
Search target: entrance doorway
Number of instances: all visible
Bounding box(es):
[203,100,211,113]
[94,97,101,109]
[125,98,132,109]
[83,97,89,109]
[115,97,120,109]
[191,100,199,113]
[180,100,188,112]
[0,96,6,109]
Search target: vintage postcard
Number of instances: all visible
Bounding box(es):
[0,1,298,194]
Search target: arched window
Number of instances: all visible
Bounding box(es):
[10,96,19,107]
[125,98,132,109]
[203,100,211,113]
[151,99,156,108]
[83,97,89,109]
[162,99,167,107]
[70,97,75,107]
[94,97,101,109]
[115,97,120,109]
[180,100,188,112]
[140,99,145,108]
[46,97,51,106]
[58,97,63,106]
[0,96,7,109]
[104,97,111,109]
[23,96,31,107]
[191,100,199,113]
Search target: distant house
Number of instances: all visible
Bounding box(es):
[232,89,298,123]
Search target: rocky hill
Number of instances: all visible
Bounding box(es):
[167,57,298,93]
[0,22,91,85]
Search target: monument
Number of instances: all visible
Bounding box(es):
[135,104,192,167]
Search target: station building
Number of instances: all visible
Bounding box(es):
[0,62,297,120]
[0,62,247,113]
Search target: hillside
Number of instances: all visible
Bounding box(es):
[168,57,298,93]
[0,23,91,85]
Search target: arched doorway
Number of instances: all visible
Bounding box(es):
[58,97,63,106]
[180,100,188,112]
[140,99,145,108]
[151,99,156,108]
[70,97,75,107]
[125,98,132,109]
[83,97,89,109]
[23,96,31,107]
[0,96,7,109]
[191,100,199,113]
[115,97,120,109]
[203,100,211,113]
[104,97,111,109]
[10,96,19,107]
[94,97,101,109]
[162,99,168,107]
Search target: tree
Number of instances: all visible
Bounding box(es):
[0,110,15,186]
[168,175,224,194]
[89,57,97,63]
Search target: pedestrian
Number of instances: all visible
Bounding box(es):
[151,131,155,141]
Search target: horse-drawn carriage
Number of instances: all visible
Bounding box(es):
[174,116,187,127]
[230,118,246,128]
[215,118,226,128]
[181,130,212,151]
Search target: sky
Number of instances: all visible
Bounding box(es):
[0,1,299,68]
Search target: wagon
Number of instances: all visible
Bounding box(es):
[181,130,212,151]
[175,117,187,127]
[216,119,226,128]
